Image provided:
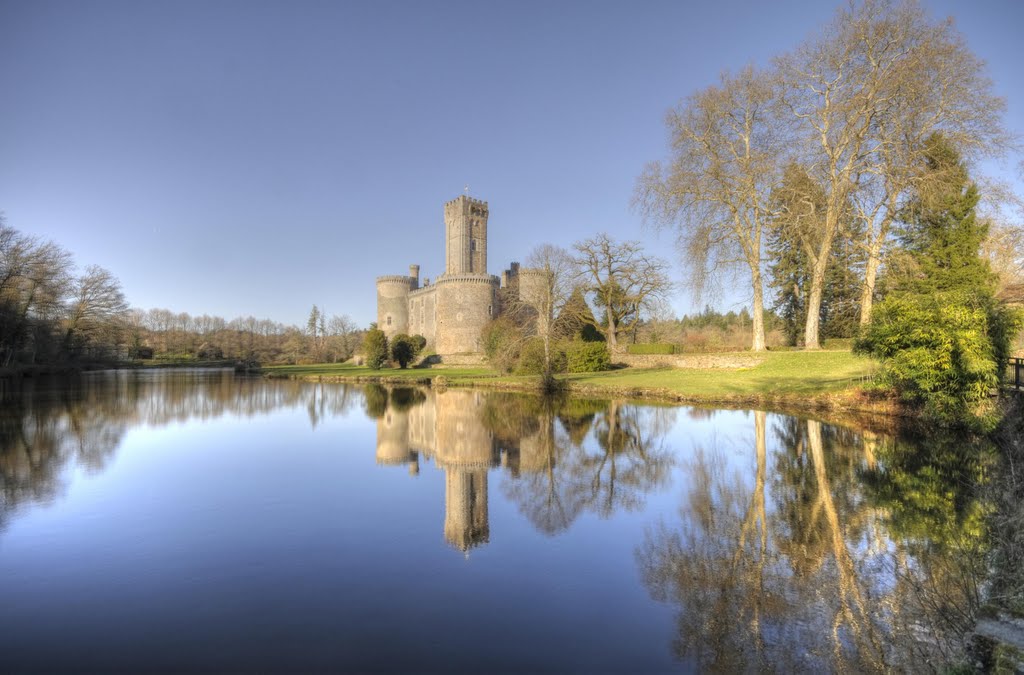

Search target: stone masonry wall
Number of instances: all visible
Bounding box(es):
[434,275,499,355]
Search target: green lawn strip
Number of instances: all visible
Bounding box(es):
[263,362,497,382]
[566,351,875,396]
[263,351,876,399]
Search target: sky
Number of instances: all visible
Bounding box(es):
[1,0,1021,328]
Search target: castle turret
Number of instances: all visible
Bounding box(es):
[376,274,415,338]
[444,196,488,276]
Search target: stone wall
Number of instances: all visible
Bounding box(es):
[434,274,499,356]
[376,275,415,339]
[615,352,766,369]
[407,285,437,347]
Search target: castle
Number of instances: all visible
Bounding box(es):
[376,195,546,357]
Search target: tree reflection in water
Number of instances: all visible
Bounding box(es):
[373,389,675,549]
[1,374,994,669]
[636,411,994,672]
[491,395,676,534]
[0,370,361,531]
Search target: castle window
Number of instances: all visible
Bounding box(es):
[387,316,392,326]
[471,240,477,251]
[488,305,492,316]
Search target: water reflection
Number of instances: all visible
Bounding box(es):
[370,386,675,550]
[636,410,994,671]
[0,372,995,670]
[0,370,360,530]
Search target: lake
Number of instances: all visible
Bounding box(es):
[0,369,992,672]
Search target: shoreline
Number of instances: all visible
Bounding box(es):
[262,369,909,431]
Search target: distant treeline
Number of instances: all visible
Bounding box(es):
[126,305,362,365]
[1,215,361,368]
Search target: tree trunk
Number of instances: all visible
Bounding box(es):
[606,310,618,350]
[750,267,766,352]
[859,236,883,326]
[804,255,827,350]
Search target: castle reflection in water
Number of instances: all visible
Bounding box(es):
[375,388,554,552]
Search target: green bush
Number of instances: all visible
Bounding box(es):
[566,340,611,373]
[363,327,389,370]
[514,338,567,376]
[627,343,675,355]
[389,333,425,369]
[856,291,1016,427]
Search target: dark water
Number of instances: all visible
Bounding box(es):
[0,370,993,672]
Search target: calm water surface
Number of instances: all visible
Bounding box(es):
[0,370,992,672]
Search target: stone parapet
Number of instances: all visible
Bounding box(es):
[435,273,500,286]
[375,275,416,285]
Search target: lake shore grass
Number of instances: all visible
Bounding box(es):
[263,350,893,416]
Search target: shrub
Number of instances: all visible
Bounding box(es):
[627,343,675,355]
[566,340,611,373]
[363,327,389,370]
[514,338,567,376]
[390,333,419,369]
[856,291,1016,427]
[482,317,523,374]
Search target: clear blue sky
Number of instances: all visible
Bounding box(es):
[1,0,1021,328]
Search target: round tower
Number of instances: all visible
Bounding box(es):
[433,274,500,355]
[376,275,414,339]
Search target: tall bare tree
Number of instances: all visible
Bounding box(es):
[521,244,575,379]
[571,234,672,350]
[63,265,129,359]
[777,0,1008,346]
[850,3,1007,325]
[637,66,784,351]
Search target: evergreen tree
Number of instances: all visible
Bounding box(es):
[362,324,389,370]
[553,287,604,342]
[858,134,1020,427]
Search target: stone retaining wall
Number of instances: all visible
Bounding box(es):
[615,353,764,370]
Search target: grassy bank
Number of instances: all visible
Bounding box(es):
[264,350,882,410]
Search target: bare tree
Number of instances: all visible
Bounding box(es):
[983,218,1024,294]
[327,313,358,362]
[850,3,1008,325]
[571,234,672,350]
[0,219,74,365]
[637,66,784,351]
[63,265,129,358]
[777,0,1008,346]
[521,244,575,379]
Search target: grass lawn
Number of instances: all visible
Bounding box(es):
[567,350,875,396]
[264,362,498,382]
[265,350,876,399]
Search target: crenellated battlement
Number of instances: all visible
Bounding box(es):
[445,195,488,209]
[375,275,416,286]
[435,274,501,286]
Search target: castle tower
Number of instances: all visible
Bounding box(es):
[444,196,488,276]
[376,275,415,339]
[444,468,489,551]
